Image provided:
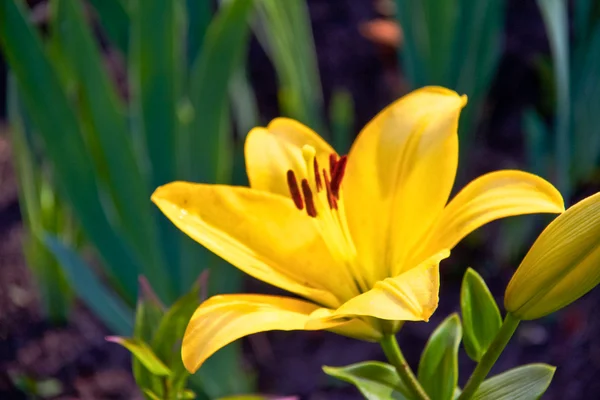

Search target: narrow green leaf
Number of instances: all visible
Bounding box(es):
[132,277,166,398]
[461,268,502,362]
[230,67,260,140]
[472,364,555,400]
[255,0,325,133]
[107,337,171,376]
[186,0,213,65]
[54,0,171,301]
[536,0,571,198]
[129,0,185,299]
[571,24,600,182]
[151,279,201,367]
[418,314,462,400]
[323,361,411,400]
[44,236,133,335]
[177,389,197,399]
[184,0,255,184]
[142,389,163,400]
[87,0,130,53]
[0,0,140,301]
[7,76,72,323]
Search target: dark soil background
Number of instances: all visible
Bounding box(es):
[1,0,600,399]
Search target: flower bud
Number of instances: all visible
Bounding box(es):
[505,192,600,320]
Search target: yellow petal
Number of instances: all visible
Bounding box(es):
[505,192,600,320]
[343,87,466,282]
[328,250,450,322]
[182,294,322,372]
[152,182,344,307]
[245,118,336,195]
[416,170,565,260]
[306,308,383,341]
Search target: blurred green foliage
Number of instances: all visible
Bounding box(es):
[395,0,505,157]
[0,0,256,396]
[526,0,600,200]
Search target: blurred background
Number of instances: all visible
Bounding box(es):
[0,0,600,398]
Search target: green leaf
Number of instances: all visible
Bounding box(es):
[536,0,571,198]
[107,337,171,376]
[254,0,325,133]
[152,277,202,366]
[7,76,72,323]
[472,364,555,400]
[132,277,166,398]
[184,0,254,184]
[323,361,411,400]
[177,389,197,399]
[44,236,133,335]
[0,0,140,302]
[54,0,171,302]
[185,0,213,66]
[87,0,130,53]
[129,0,184,299]
[460,268,502,362]
[418,314,462,400]
[142,389,163,400]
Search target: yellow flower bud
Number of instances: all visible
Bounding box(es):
[505,192,600,320]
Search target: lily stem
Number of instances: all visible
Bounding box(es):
[380,334,430,400]
[457,313,521,400]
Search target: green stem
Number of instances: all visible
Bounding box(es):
[458,313,521,400]
[380,334,430,400]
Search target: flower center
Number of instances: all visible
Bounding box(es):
[284,145,369,295]
[285,151,347,218]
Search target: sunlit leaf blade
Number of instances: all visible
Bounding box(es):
[0,0,139,301]
[54,0,171,301]
[472,364,555,400]
[132,277,166,398]
[323,361,411,400]
[106,337,171,376]
[460,268,502,362]
[87,0,130,53]
[142,390,162,400]
[44,236,133,335]
[418,314,462,400]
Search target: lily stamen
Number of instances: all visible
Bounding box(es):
[301,179,317,217]
[286,170,304,211]
[313,158,323,192]
[323,168,337,210]
[330,155,347,199]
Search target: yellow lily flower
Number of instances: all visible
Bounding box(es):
[151,86,564,373]
[505,191,600,320]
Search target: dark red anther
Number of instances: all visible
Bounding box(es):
[301,179,317,217]
[313,157,322,192]
[330,155,347,199]
[329,153,338,175]
[322,169,338,210]
[286,170,304,210]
